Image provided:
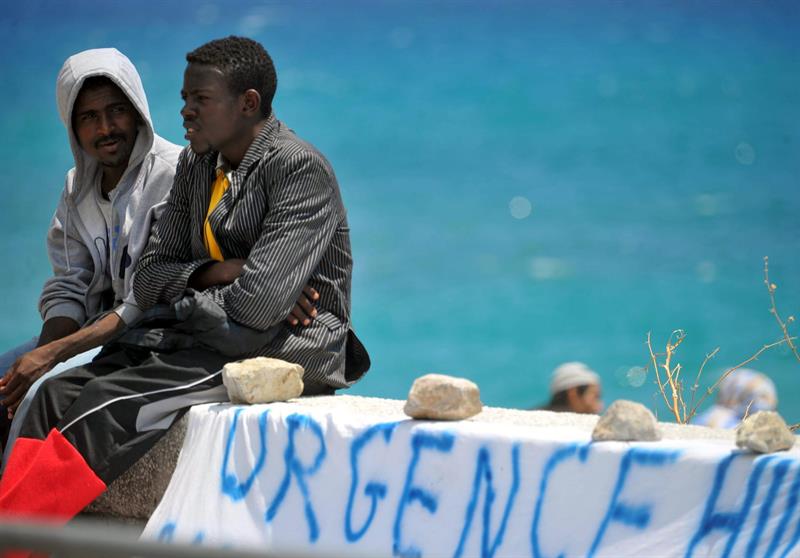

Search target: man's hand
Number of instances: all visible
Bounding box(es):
[0,345,59,417]
[189,260,319,327]
[188,259,246,291]
[0,312,124,418]
[287,286,319,327]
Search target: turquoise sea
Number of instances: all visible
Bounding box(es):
[1,1,798,423]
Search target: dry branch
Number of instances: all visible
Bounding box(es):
[647,332,671,410]
[684,338,789,424]
[647,258,798,425]
[764,256,800,363]
[689,347,720,414]
[647,332,788,424]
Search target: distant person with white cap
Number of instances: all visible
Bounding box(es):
[692,368,777,429]
[540,361,604,414]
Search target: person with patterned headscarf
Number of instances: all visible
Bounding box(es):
[693,368,778,429]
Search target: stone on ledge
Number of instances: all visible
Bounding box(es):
[592,400,661,442]
[736,411,795,454]
[404,373,482,420]
[85,414,187,521]
[223,357,304,404]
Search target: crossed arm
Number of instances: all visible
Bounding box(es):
[189,258,319,326]
[134,148,339,333]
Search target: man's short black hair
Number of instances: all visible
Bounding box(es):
[186,36,277,118]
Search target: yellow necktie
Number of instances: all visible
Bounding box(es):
[204,169,230,261]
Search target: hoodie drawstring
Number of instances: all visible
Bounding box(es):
[64,204,72,271]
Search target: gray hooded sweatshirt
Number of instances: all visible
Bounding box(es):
[38,48,181,327]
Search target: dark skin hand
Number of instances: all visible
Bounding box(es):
[0,316,79,417]
[188,259,319,327]
[287,286,319,327]
[0,345,58,417]
[0,313,125,417]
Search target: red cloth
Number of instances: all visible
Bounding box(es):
[0,429,105,521]
[0,430,105,557]
[0,438,44,498]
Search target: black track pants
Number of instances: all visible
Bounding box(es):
[19,345,231,485]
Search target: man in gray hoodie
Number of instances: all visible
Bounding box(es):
[0,48,182,460]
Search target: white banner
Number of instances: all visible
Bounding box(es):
[143,399,800,557]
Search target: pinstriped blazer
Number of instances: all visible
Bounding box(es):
[133,114,358,389]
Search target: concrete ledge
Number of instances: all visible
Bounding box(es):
[84,415,188,521]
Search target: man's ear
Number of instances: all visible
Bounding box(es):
[241,89,262,117]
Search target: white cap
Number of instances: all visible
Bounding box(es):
[549,362,600,395]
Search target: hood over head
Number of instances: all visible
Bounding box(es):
[56,48,154,196]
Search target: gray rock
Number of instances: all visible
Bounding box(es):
[404,373,482,420]
[223,357,304,404]
[592,400,661,442]
[736,411,796,454]
[85,414,187,520]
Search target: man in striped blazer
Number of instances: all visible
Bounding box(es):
[0,36,368,527]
